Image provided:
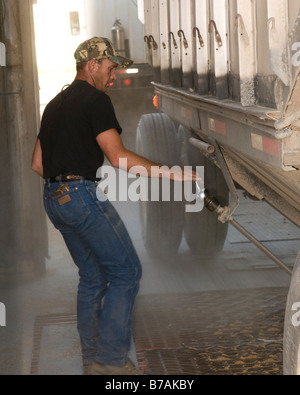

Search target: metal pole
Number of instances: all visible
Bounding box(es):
[203,192,293,276]
[230,218,293,276]
[189,137,216,154]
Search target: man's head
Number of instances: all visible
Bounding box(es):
[74,37,133,92]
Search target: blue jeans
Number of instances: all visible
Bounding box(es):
[43,178,142,367]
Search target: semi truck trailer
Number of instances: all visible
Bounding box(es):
[134,0,300,375]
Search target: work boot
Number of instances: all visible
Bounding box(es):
[89,360,143,375]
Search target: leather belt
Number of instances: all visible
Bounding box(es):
[48,175,100,183]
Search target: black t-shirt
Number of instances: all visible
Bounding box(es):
[38,80,122,180]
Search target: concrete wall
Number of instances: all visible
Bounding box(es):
[0,0,48,278]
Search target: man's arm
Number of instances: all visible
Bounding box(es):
[96,129,199,181]
[31,139,44,178]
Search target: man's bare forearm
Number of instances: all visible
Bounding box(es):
[115,148,199,182]
[31,139,44,178]
[98,129,201,182]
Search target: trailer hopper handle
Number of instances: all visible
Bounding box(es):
[144,36,152,50]
[149,35,158,50]
[193,27,205,48]
[208,20,223,48]
[178,30,189,49]
[169,32,178,49]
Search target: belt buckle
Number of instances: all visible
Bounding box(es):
[66,175,76,181]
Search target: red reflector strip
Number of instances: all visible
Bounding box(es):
[263,137,281,158]
[251,133,281,158]
[153,95,160,109]
[185,107,193,120]
[208,118,226,136]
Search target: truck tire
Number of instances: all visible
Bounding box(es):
[283,250,300,375]
[178,126,229,257]
[136,114,185,259]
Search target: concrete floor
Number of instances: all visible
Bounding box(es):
[0,133,298,375]
[0,82,299,375]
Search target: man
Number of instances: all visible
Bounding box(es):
[32,37,198,375]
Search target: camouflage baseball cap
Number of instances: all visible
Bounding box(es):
[74,37,133,68]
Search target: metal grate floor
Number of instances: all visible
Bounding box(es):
[133,287,288,375]
[31,287,288,375]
